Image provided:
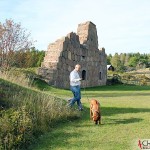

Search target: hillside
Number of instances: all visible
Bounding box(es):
[0,78,79,149]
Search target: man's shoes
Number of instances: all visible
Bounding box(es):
[79,108,83,111]
[67,99,72,102]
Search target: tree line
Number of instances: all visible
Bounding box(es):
[107,53,150,72]
[0,47,45,68]
[0,19,45,68]
[1,19,150,71]
[11,47,45,68]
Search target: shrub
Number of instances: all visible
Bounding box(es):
[107,74,122,85]
[0,107,33,150]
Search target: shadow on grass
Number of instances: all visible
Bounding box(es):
[30,129,82,150]
[107,118,143,125]
[101,107,150,116]
[82,92,150,97]
[80,106,148,125]
[81,85,150,92]
[29,116,83,150]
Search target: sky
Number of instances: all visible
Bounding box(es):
[0,0,150,54]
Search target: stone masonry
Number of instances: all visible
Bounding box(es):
[38,21,107,89]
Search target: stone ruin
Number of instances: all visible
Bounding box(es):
[38,21,107,89]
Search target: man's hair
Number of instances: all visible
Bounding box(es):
[75,64,81,68]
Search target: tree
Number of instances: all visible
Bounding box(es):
[0,23,5,38]
[124,54,129,67]
[0,19,33,68]
[128,56,138,67]
[120,53,126,65]
[37,50,45,67]
[110,53,121,71]
[0,23,6,66]
[107,54,112,64]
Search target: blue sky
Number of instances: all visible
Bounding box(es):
[0,0,150,54]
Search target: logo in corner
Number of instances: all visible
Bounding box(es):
[137,139,150,149]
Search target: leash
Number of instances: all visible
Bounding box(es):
[83,80,90,102]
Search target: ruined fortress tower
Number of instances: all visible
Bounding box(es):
[38,21,107,88]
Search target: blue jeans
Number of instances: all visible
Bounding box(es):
[69,85,82,110]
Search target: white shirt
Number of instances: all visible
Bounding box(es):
[70,70,81,86]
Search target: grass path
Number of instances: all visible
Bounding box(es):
[30,85,150,150]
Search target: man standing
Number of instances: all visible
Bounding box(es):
[69,64,83,111]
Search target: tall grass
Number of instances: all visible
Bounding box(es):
[0,70,79,149]
[0,68,34,87]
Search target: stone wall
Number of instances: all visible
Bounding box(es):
[38,21,107,89]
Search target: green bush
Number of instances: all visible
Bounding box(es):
[118,73,150,85]
[0,107,33,150]
[107,73,122,85]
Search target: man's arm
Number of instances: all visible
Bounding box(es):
[70,72,82,82]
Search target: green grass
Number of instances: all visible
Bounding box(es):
[2,72,149,150]
[0,78,79,149]
[29,84,150,150]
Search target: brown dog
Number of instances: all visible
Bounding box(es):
[90,99,101,125]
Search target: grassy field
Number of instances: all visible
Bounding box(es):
[0,77,79,149]
[29,84,150,150]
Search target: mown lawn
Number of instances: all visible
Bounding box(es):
[30,85,150,150]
